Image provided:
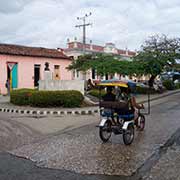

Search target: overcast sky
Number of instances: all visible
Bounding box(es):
[0,0,180,51]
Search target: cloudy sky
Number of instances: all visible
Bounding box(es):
[0,0,180,51]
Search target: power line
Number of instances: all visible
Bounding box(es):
[75,12,92,54]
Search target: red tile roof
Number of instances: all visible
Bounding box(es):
[0,43,70,59]
[76,42,83,49]
[66,42,136,57]
[67,42,104,52]
[92,45,104,52]
[128,51,136,56]
[117,49,126,55]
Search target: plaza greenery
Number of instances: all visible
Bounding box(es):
[175,83,180,89]
[67,35,180,86]
[134,35,180,86]
[88,87,156,98]
[162,80,180,90]
[10,89,84,107]
[88,89,106,98]
[10,89,36,106]
[162,80,175,90]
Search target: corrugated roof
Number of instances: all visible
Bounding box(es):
[0,43,70,59]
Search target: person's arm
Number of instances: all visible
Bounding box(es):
[130,96,144,109]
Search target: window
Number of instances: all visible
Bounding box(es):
[54,65,59,69]
[54,65,60,80]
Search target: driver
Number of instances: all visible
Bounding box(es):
[102,87,116,101]
[102,87,116,125]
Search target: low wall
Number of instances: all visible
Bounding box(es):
[39,80,85,95]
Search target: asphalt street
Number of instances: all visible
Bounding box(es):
[0,92,180,180]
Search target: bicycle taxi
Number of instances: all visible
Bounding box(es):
[97,79,148,145]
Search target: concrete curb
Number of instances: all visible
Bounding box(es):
[138,89,180,104]
[0,107,100,116]
[0,90,179,116]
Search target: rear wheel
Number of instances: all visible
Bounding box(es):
[138,115,145,131]
[99,120,112,142]
[123,124,134,145]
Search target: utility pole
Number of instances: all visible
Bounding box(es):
[75,12,92,54]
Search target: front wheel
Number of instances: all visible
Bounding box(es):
[138,115,145,131]
[123,124,134,145]
[99,120,112,142]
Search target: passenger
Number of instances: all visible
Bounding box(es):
[87,79,95,91]
[5,79,10,96]
[120,87,144,125]
[102,87,116,101]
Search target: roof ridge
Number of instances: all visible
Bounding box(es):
[0,43,70,59]
[68,41,135,52]
[0,43,58,51]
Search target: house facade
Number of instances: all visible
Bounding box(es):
[0,44,72,95]
[63,40,137,80]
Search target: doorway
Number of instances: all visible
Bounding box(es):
[34,65,40,87]
[92,68,96,79]
[105,74,108,80]
[7,62,18,89]
[12,64,18,88]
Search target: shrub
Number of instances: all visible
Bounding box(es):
[11,89,84,108]
[135,86,157,94]
[29,91,57,107]
[89,89,106,98]
[10,89,35,105]
[175,82,180,89]
[89,87,156,96]
[61,90,84,107]
[136,86,148,94]
[162,80,175,90]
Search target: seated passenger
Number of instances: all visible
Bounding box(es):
[119,87,144,124]
[102,87,116,101]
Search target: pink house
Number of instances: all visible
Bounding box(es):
[0,44,72,95]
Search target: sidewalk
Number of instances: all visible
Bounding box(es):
[0,89,180,116]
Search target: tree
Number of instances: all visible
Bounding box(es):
[67,53,136,77]
[67,35,180,84]
[67,54,93,72]
[134,34,180,86]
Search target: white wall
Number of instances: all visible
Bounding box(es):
[39,80,85,95]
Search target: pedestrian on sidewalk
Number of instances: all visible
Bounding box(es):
[5,79,10,96]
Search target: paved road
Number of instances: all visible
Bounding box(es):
[0,113,42,151]
[0,93,180,179]
[0,112,98,151]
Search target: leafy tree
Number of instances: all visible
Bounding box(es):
[67,54,93,72]
[134,34,180,86]
[67,34,180,86]
[67,53,136,77]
